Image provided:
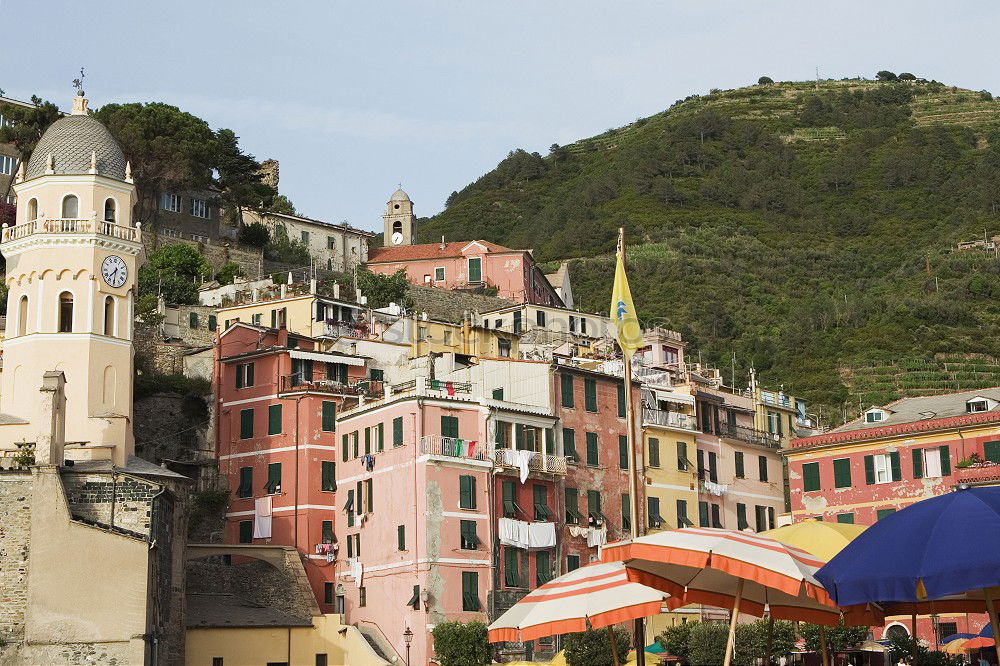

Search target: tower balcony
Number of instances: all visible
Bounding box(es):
[2,217,141,244]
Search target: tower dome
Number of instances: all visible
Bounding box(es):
[389,188,411,202]
[24,113,127,181]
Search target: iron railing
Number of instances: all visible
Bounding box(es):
[419,435,489,462]
[2,218,141,243]
[279,375,383,396]
[642,408,698,431]
[493,447,567,475]
[717,423,780,448]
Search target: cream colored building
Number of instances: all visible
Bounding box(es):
[242,209,374,272]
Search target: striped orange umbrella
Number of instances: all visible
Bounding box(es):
[487,561,680,643]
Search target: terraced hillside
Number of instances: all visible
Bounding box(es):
[843,355,1000,410]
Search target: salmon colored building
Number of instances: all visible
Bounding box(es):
[786,388,1000,643]
[215,323,377,607]
[366,239,562,306]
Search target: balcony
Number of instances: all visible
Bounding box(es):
[278,375,383,397]
[642,408,698,432]
[321,320,369,339]
[954,463,1000,486]
[717,423,780,448]
[419,435,490,462]
[390,378,472,396]
[760,392,792,409]
[493,447,567,475]
[2,217,141,243]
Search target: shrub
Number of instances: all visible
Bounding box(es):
[564,627,631,666]
[239,221,270,247]
[876,70,898,82]
[758,76,774,85]
[356,269,412,309]
[659,621,696,659]
[431,621,490,666]
[215,261,244,286]
[688,622,729,666]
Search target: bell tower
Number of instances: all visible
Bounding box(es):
[0,92,143,465]
[382,187,415,246]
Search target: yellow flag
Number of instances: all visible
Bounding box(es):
[610,244,643,356]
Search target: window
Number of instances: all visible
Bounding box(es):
[468,257,482,283]
[912,446,950,479]
[188,312,199,329]
[406,585,421,609]
[617,383,626,417]
[393,416,404,447]
[17,295,27,336]
[938,622,959,645]
[237,467,253,498]
[533,484,550,520]
[342,434,349,461]
[584,378,598,412]
[0,154,15,175]
[648,497,664,529]
[802,462,821,491]
[837,513,854,524]
[736,503,748,530]
[161,193,181,213]
[300,230,310,245]
[322,402,336,432]
[239,408,254,439]
[677,442,689,471]
[321,461,336,492]
[676,499,692,527]
[441,415,459,439]
[207,314,217,331]
[877,508,896,521]
[238,520,253,543]
[833,458,852,488]
[712,504,723,528]
[864,410,885,423]
[498,338,511,358]
[708,451,718,483]
[346,490,355,526]
[565,487,582,524]
[236,362,255,389]
[213,658,224,666]
[462,571,481,610]
[326,235,337,250]
[767,411,782,435]
[968,399,989,413]
[316,655,328,666]
[460,520,479,550]
[365,478,373,512]
[758,455,768,482]
[434,267,445,282]
[459,475,476,509]
[755,505,767,532]
[569,316,577,333]
[186,197,208,218]
[699,501,710,527]
[585,432,599,466]
[268,404,282,435]
[321,520,334,543]
[567,554,580,572]
[265,462,282,494]
[648,438,660,467]
[504,547,521,587]
[536,551,551,586]
[512,310,522,334]
[359,586,366,607]
[102,296,115,336]
[619,436,629,469]
[560,374,574,408]
[580,318,587,334]
[864,453,900,485]
[986,441,1000,464]
[536,310,546,326]
[735,451,745,478]
[502,480,521,518]
[58,291,74,332]
[397,524,406,550]
[103,198,116,223]
[767,506,776,530]
[588,490,605,523]
[61,194,79,218]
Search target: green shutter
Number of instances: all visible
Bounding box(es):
[268,404,282,435]
[265,462,281,494]
[985,441,1000,464]
[502,480,517,517]
[459,475,476,509]
[698,501,710,527]
[393,416,403,447]
[533,484,550,520]
[365,479,373,513]
[536,551,551,586]
[584,378,598,412]
[737,503,748,530]
[617,383,626,417]
[322,520,334,543]
[837,513,854,524]
[676,499,690,527]
[939,445,951,476]
[463,571,480,610]
[441,416,459,439]
[189,312,198,328]
[735,452,745,478]
[238,520,252,543]
[460,520,479,550]
[803,462,820,492]
[621,493,631,531]
[377,423,384,452]
[562,428,576,460]
[677,441,687,471]
[240,408,254,439]
[492,387,504,400]
[648,438,660,467]
[586,432,598,466]
[565,487,582,523]
[207,314,217,331]
[468,257,482,283]
[237,466,253,498]
[877,508,896,521]
[864,455,876,484]
[561,374,574,408]
[321,461,336,492]
[619,436,629,469]
[504,548,520,587]
[364,427,371,455]
[889,451,901,481]
[397,525,405,551]
[833,458,852,488]
[912,448,923,479]
[346,490,355,526]
[759,456,768,482]
[322,401,336,432]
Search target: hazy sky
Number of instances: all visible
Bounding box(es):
[2,1,998,232]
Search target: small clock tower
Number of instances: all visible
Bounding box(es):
[382,187,415,246]
[0,92,144,465]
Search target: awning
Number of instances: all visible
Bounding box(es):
[654,389,695,406]
[289,349,365,366]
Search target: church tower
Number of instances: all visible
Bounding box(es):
[382,187,415,246]
[0,92,143,465]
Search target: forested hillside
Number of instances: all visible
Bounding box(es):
[420,77,1000,420]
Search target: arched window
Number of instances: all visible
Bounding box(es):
[103,296,115,336]
[17,295,27,336]
[104,198,116,223]
[393,220,402,234]
[27,199,37,221]
[61,195,79,219]
[58,292,74,333]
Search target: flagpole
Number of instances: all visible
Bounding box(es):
[619,227,646,666]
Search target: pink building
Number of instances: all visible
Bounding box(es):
[366,240,562,306]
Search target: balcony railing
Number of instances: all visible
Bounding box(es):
[642,408,698,431]
[493,447,567,475]
[390,378,472,396]
[954,463,1000,485]
[760,393,792,409]
[322,320,369,339]
[419,435,489,462]
[2,217,141,243]
[717,423,780,448]
[278,375,383,397]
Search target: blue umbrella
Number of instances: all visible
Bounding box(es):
[943,633,977,643]
[815,486,1000,660]
[981,624,994,638]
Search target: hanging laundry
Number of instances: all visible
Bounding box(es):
[466,441,476,458]
[526,521,557,549]
[253,496,272,539]
[445,381,455,396]
[498,517,530,548]
[513,450,535,484]
[430,379,441,390]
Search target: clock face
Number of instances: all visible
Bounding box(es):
[101,255,128,288]
[391,232,404,245]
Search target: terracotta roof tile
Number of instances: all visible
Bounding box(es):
[367,240,519,263]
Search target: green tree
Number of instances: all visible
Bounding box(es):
[898,72,917,81]
[758,76,775,85]
[564,627,631,666]
[887,635,963,666]
[430,621,491,666]
[214,261,244,286]
[267,194,296,215]
[688,622,729,666]
[264,234,311,264]
[876,70,898,81]
[356,269,413,309]
[733,620,798,666]
[799,621,868,653]
[0,95,62,201]
[239,221,271,247]
[138,244,212,304]
[213,127,276,223]
[659,621,697,659]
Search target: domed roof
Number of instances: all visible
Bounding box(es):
[24,113,127,181]
[389,188,411,202]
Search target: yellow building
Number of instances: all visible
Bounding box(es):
[218,287,366,339]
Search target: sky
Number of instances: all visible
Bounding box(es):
[2,1,999,232]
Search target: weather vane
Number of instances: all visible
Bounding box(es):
[72,68,85,96]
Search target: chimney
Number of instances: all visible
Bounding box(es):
[36,371,67,465]
[439,235,446,250]
[333,282,340,299]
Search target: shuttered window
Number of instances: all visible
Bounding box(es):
[365,479,373,513]
[736,503,748,530]
[565,487,582,524]
[708,451,718,483]
[617,383,626,417]
[462,571,481,611]
[238,520,252,543]
[877,508,896,521]
[345,490,355,527]
[712,503,722,528]
[755,505,767,532]
[460,520,479,550]
[676,441,688,471]
[676,499,691,527]
[833,458,852,488]
[322,401,336,432]
[699,501,710,527]
[533,484,550,520]
[265,463,282,494]
[588,490,605,522]
[441,415,459,439]
[560,374,574,408]
[802,462,821,491]
[502,480,520,518]
[648,497,663,528]
[837,513,854,524]
[504,547,521,587]
[321,520,334,543]
[648,438,660,467]
[584,378,598,412]
[393,416,404,447]
[342,434,349,462]
[758,455,768,482]
[985,441,1000,464]
[563,428,577,461]
[268,404,282,435]
[536,551,551,586]
[207,314,217,331]
[397,525,405,551]
[619,436,629,469]
[939,445,951,476]
[567,555,580,572]
[459,475,476,509]
[735,451,745,478]
[586,432,598,466]
[376,423,384,452]
[321,461,336,491]
[239,409,254,439]
[621,493,631,532]
[237,467,253,498]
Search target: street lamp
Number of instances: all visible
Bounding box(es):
[403,626,413,666]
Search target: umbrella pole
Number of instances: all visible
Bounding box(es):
[764,615,774,666]
[985,587,1000,666]
[722,578,745,666]
[819,625,830,666]
[608,625,621,666]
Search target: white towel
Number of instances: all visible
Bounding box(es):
[515,450,535,484]
[498,517,531,548]
[253,497,272,539]
[256,495,273,517]
[526,521,556,549]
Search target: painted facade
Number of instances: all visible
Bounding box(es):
[242,208,374,272]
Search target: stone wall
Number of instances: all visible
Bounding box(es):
[145,234,264,278]
[0,474,32,643]
[61,472,161,537]
[410,285,513,323]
